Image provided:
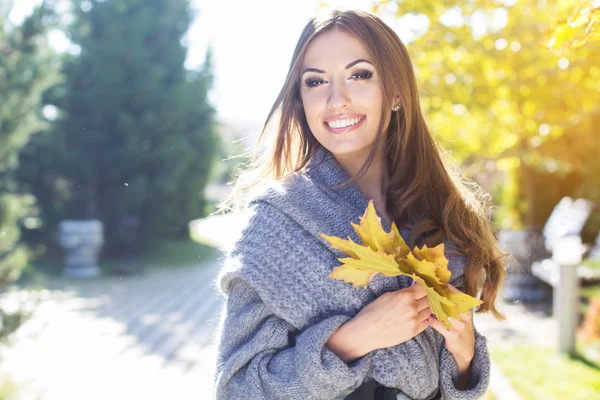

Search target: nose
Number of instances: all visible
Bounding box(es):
[326,79,350,111]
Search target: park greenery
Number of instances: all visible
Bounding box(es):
[365,2,600,395]
[372,0,600,238]
[16,0,219,258]
[0,0,59,342]
[0,0,218,342]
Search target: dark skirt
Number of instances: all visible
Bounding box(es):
[343,379,442,400]
[343,379,399,400]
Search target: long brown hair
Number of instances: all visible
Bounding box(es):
[217,9,506,319]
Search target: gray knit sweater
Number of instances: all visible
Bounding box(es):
[213,146,490,400]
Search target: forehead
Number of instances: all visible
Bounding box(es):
[302,29,371,68]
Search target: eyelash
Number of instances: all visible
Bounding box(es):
[304,70,374,87]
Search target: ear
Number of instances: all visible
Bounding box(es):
[391,94,401,111]
[390,95,402,111]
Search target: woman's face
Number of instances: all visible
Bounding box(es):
[300,29,385,158]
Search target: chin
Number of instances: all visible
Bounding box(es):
[323,141,373,158]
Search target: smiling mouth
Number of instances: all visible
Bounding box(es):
[325,116,365,129]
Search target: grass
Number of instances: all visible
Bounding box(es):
[140,237,220,271]
[580,284,600,299]
[582,258,600,271]
[490,345,600,400]
[579,283,600,319]
[577,339,600,368]
[482,390,497,400]
[0,378,18,400]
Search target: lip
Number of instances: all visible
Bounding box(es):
[323,114,366,134]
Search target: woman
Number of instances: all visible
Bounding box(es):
[212,9,506,400]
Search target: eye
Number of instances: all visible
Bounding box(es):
[351,70,374,80]
[304,77,326,87]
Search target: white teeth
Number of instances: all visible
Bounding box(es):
[326,117,362,129]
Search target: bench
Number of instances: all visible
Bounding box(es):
[531,197,597,287]
[529,197,599,355]
[587,231,600,259]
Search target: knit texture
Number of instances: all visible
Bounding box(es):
[213,145,490,400]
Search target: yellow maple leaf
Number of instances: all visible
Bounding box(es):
[406,243,452,288]
[320,200,483,329]
[350,201,410,259]
[329,266,377,289]
[413,243,448,269]
[412,275,455,322]
[404,253,445,288]
[319,235,403,278]
[447,289,484,317]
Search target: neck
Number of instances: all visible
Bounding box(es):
[333,146,389,202]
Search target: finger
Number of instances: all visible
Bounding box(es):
[428,316,450,337]
[416,296,430,312]
[459,312,472,323]
[415,318,430,335]
[448,317,466,331]
[410,283,428,299]
[417,307,431,322]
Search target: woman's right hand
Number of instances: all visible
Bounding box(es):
[326,283,432,363]
[354,283,431,351]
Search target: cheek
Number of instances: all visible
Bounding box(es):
[351,85,383,109]
[301,91,325,122]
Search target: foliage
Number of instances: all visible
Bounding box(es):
[321,200,482,329]
[0,1,59,341]
[16,0,219,257]
[547,0,600,49]
[579,296,600,340]
[372,1,600,231]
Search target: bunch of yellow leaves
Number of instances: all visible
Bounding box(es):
[320,200,482,329]
[546,1,600,49]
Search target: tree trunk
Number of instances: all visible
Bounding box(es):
[521,162,537,233]
[86,175,97,219]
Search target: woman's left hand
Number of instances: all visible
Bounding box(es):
[427,283,475,372]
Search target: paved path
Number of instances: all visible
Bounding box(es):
[475,301,555,349]
[0,249,555,400]
[0,260,224,400]
[474,301,556,400]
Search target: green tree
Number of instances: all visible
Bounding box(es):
[18,0,218,256]
[0,0,59,340]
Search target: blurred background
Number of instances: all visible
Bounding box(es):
[0,0,599,399]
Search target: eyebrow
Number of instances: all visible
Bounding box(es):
[302,59,373,75]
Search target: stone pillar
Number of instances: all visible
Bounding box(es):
[552,234,582,356]
[499,229,547,303]
[59,220,104,278]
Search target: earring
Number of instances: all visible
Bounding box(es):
[392,104,401,112]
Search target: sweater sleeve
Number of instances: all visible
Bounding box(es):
[213,274,371,400]
[369,245,491,400]
[438,249,490,400]
[439,329,490,400]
